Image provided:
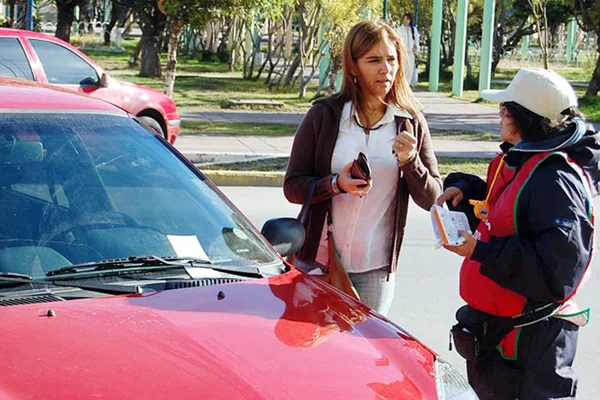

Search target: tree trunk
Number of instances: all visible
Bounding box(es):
[55,3,76,43]
[585,31,600,97]
[140,34,162,77]
[134,2,167,78]
[328,54,341,94]
[283,55,300,87]
[104,3,122,46]
[164,19,183,97]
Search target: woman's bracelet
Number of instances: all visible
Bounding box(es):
[331,173,341,195]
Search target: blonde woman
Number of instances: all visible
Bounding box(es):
[284,20,442,315]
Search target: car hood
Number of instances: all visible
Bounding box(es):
[0,270,437,400]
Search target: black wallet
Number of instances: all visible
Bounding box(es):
[350,152,372,182]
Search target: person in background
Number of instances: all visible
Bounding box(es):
[284,20,441,316]
[395,12,420,88]
[437,68,600,399]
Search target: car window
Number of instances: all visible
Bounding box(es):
[0,38,34,80]
[0,113,280,277]
[29,39,98,85]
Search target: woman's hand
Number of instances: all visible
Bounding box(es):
[393,120,418,166]
[436,187,464,207]
[337,161,373,197]
[443,231,476,258]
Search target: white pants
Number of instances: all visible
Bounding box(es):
[403,51,418,87]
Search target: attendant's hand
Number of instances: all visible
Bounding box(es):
[393,120,418,166]
[443,231,476,258]
[436,187,464,207]
[337,161,373,197]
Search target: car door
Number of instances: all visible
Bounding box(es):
[26,38,122,107]
[0,36,36,81]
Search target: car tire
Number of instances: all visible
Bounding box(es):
[139,116,165,137]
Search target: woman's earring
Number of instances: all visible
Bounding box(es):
[353,75,357,84]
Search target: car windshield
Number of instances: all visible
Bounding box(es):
[0,112,280,279]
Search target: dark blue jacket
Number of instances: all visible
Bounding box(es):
[445,119,600,304]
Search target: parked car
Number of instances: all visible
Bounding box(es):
[0,27,180,143]
[0,78,477,400]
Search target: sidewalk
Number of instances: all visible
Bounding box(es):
[175,136,501,165]
[177,91,502,163]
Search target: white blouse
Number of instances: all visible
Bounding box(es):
[314,101,413,273]
[396,24,420,55]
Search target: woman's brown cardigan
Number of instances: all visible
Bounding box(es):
[284,94,442,273]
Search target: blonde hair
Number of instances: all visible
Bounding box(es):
[340,20,420,119]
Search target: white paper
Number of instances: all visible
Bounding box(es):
[167,235,211,261]
[430,205,471,247]
[183,265,222,279]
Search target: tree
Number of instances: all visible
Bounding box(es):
[54,0,87,43]
[527,0,550,68]
[157,0,219,96]
[568,0,600,96]
[321,0,380,95]
[117,0,168,78]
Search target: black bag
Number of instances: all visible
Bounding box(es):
[450,303,560,362]
[450,306,514,362]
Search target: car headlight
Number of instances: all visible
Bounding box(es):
[434,358,479,399]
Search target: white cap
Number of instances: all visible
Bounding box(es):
[480,68,578,122]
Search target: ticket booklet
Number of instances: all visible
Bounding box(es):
[430,205,472,247]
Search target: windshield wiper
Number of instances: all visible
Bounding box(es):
[0,271,140,295]
[0,271,33,282]
[46,255,262,278]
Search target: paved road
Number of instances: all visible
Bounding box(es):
[220,186,600,399]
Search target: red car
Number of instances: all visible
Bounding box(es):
[0,27,180,143]
[0,78,477,399]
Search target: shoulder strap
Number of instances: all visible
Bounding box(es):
[297,180,318,225]
[512,302,561,328]
[411,25,415,41]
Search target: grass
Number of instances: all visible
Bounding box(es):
[430,129,499,142]
[580,96,600,121]
[202,157,290,172]
[437,157,490,177]
[181,121,298,136]
[79,43,316,113]
[181,121,499,140]
[201,156,491,177]
[126,74,316,112]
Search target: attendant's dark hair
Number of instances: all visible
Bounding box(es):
[501,102,585,142]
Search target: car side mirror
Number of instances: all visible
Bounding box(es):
[80,76,98,86]
[261,218,305,257]
[98,72,110,88]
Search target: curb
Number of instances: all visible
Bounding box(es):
[184,152,287,166]
[202,170,284,187]
[195,151,497,187]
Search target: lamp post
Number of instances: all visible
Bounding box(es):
[26,0,33,30]
[383,0,388,21]
[414,0,419,25]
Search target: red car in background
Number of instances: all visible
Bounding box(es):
[0,27,180,143]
